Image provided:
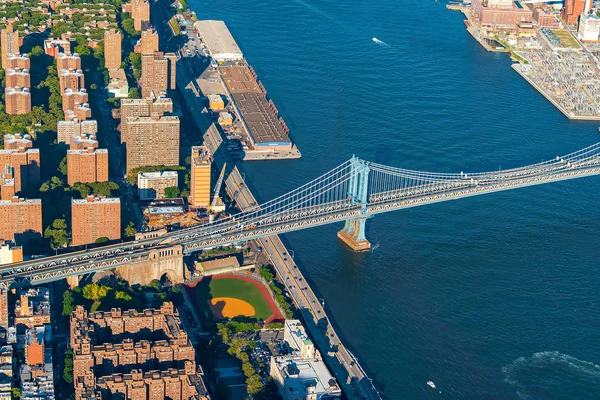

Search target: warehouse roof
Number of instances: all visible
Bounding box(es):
[195,20,243,60]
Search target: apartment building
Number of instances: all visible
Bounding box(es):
[67,148,109,185]
[71,196,120,246]
[125,116,180,171]
[0,197,42,243]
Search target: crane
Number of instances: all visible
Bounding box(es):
[210,162,227,211]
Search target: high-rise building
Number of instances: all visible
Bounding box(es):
[140,52,176,98]
[67,102,92,121]
[0,24,19,69]
[578,11,600,41]
[69,134,98,150]
[67,148,108,186]
[0,165,16,201]
[0,240,23,265]
[131,0,150,31]
[62,88,89,112]
[125,116,180,171]
[57,120,98,144]
[71,196,120,246]
[3,134,32,150]
[5,68,30,88]
[5,87,31,115]
[0,147,40,193]
[189,146,212,209]
[0,197,42,243]
[59,69,85,95]
[137,171,178,201]
[119,97,173,143]
[57,52,81,71]
[44,39,72,58]
[140,28,159,54]
[5,54,30,70]
[104,29,122,70]
[561,0,592,25]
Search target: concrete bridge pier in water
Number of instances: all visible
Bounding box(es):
[338,217,371,251]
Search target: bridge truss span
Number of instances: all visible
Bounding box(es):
[2,143,600,286]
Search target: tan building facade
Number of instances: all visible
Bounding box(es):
[5,54,29,70]
[71,196,121,246]
[189,146,212,209]
[104,29,122,70]
[1,25,19,69]
[58,120,98,144]
[119,97,173,143]
[140,28,159,54]
[5,68,30,88]
[67,148,109,185]
[131,0,150,31]
[0,197,42,243]
[125,116,180,171]
[5,87,31,115]
[140,52,176,98]
[0,147,40,193]
[0,164,15,201]
[59,69,85,94]
[63,89,89,112]
[137,171,178,200]
[57,53,81,71]
[3,134,33,150]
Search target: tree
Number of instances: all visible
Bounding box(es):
[164,186,179,198]
[125,221,136,237]
[115,291,132,301]
[246,374,265,394]
[259,267,274,283]
[121,18,138,37]
[11,387,20,399]
[128,88,141,99]
[59,156,68,176]
[62,291,76,317]
[30,46,43,57]
[95,237,109,244]
[72,182,91,198]
[148,279,161,290]
[241,361,255,378]
[63,350,74,383]
[44,219,69,249]
[39,181,50,192]
[82,283,110,301]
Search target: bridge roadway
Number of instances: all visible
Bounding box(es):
[2,148,600,287]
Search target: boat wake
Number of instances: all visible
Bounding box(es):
[502,351,600,399]
[372,37,390,47]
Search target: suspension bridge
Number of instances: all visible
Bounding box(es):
[3,142,600,288]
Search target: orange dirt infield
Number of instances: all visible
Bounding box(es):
[209,297,256,319]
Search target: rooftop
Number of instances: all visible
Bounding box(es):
[138,170,178,180]
[72,196,120,205]
[272,356,341,397]
[195,20,243,60]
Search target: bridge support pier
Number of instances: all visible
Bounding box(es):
[337,218,371,252]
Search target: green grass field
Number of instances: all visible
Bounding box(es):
[551,30,581,49]
[192,277,273,321]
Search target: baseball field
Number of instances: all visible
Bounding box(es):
[186,274,283,323]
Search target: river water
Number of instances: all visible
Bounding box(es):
[187,0,600,398]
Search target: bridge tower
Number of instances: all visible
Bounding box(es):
[337,157,371,252]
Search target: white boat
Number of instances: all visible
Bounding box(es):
[427,381,436,389]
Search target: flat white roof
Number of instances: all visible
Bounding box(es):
[195,20,243,60]
[273,356,340,396]
[138,171,178,180]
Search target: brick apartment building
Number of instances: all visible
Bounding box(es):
[71,196,120,246]
[3,134,32,150]
[5,87,31,115]
[561,0,591,26]
[119,97,173,143]
[104,29,122,70]
[59,69,85,94]
[1,24,19,68]
[70,303,208,399]
[5,54,30,70]
[63,89,89,112]
[0,147,40,193]
[0,165,15,200]
[137,171,178,201]
[64,103,92,121]
[139,28,159,55]
[6,68,30,88]
[125,116,180,171]
[131,0,150,31]
[57,52,81,71]
[69,135,99,150]
[140,52,176,98]
[58,120,98,144]
[0,197,42,243]
[67,148,108,186]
